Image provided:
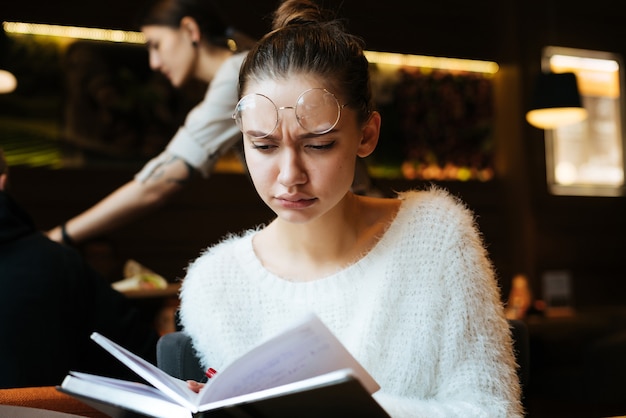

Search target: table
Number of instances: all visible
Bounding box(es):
[525,307,626,417]
[0,405,87,418]
[118,282,181,299]
[0,386,108,418]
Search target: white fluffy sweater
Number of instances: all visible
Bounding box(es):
[179,188,523,417]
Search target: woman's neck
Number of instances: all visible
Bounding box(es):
[196,46,233,84]
[253,193,400,281]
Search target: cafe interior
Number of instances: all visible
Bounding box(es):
[1,0,626,416]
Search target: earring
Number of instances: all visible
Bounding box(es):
[191,40,198,48]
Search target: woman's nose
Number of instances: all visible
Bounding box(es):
[277,148,307,187]
[148,51,160,70]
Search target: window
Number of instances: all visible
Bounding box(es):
[542,46,625,196]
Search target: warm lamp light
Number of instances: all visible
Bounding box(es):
[0,69,16,94]
[526,72,588,129]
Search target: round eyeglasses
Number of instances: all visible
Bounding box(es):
[232,88,347,138]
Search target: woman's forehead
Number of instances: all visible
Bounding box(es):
[244,74,336,100]
[141,25,178,44]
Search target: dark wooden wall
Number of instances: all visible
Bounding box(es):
[3,0,626,306]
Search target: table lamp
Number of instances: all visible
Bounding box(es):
[526,71,588,129]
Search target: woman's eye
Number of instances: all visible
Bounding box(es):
[307,141,335,150]
[251,142,276,151]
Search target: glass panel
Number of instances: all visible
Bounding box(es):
[542,46,625,196]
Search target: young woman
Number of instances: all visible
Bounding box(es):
[179,0,523,416]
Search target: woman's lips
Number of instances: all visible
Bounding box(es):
[275,195,317,209]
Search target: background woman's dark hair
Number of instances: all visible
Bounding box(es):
[138,0,231,49]
[240,0,373,124]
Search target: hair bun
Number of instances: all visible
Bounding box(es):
[271,0,331,30]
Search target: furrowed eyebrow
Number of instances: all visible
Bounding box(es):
[260,130,337,142]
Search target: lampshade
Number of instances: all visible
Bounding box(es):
[0,69,17,94]
[526,72,588,129]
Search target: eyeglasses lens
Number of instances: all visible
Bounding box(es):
[234,94,278,139]
[296,89,341,135]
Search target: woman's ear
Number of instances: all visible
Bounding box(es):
[0,174,7,191]
[180,16,201,45]
[356,111,381,158]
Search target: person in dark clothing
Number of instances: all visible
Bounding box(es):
[0,149,160,388]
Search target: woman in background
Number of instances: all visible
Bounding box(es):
[47,0,252,245]
[179,0,523,416]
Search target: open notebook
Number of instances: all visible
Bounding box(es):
[58,313,390,418]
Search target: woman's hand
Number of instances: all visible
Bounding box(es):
[46,226,63,243]
[187,380,205,393]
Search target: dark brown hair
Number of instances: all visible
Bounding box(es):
[138,0,231,49]
[239,0,373,124]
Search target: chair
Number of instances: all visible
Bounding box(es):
[156,330,205,382]
[157,320,530,390]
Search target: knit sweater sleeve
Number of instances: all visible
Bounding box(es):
[373,188,523,418]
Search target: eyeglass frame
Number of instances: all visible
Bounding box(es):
[232,88,349,139]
